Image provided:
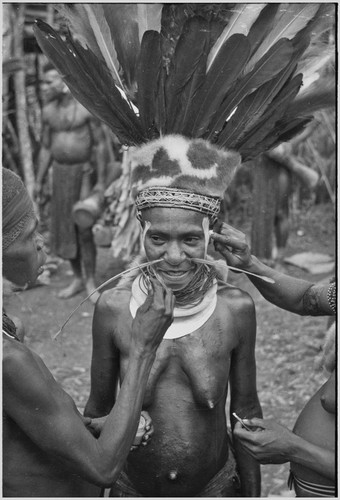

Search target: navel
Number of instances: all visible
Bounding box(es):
[168,470,178,481]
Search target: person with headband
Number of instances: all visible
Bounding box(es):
[33,4,335,496]
[3,167,174,497]
[212,222,336,496]
[85,136,262,497]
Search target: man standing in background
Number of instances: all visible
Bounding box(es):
[35,63,107,302]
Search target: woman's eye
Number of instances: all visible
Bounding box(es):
[185,237,199,245]
[150,235,165,244]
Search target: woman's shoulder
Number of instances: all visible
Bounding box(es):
[3,337,36,379]
[96,287,132,316]
[217,283,254,309]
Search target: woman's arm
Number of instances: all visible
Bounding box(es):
[229,292,262,497]
[4,280,174,487]
[211,223,334,316]
[234,419,335,480]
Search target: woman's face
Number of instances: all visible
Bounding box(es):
[3,217,46,286]
[142,207,207,291]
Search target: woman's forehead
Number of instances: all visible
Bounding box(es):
[142,207,205,229]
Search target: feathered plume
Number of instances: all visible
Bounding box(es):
[55,4,162,103]
[34,2,335,156]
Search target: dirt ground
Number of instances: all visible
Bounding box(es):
[3,202,335,497]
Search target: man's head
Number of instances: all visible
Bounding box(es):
[130,135,240,296]
[141,207,208,291]
[41,62,69,103]
[2,168,46,286]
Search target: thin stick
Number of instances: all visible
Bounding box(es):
[192,258,275,284]
[53,259,163,340]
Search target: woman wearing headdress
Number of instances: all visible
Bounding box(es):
[33,4,335,496]
[2,167,174,497]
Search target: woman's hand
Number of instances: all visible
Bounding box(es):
[131,278,175,356]
[211,222,253,269]
[233,418,296,464]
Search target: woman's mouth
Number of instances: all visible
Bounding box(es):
[157,269,193,281]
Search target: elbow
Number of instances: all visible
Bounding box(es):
[91,462,124,488]
[87,441,126,487]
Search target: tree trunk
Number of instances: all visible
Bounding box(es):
[13,4,35,200]
[251,155,278,260]
[2,4,12,121]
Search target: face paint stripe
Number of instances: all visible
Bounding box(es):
[202,217,210,258]
[141,220,151,247]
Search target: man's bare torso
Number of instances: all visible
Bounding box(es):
[107,285,244,496]
[44,99,93,164]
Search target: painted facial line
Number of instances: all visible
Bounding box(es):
[202,216,210,258]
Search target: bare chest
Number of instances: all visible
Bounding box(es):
[117,310,237,409]
[46,102,90,132]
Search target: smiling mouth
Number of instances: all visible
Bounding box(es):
[158,269,192,278]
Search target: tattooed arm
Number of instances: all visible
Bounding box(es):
[212,223,335,316]
[236,257,333,316]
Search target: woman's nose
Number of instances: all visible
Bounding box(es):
[165,242,184,265]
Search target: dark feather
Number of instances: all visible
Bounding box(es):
[217,42,306,148]
[291,4,333,50]
[285,84,336,116]
[218,80,284,149]
[160,4,189,74]
[207,38,294,140]
[56,5,102,58]
[247,4,280,57]
[136,31,162,139]
[164,16,209,134]
[155,67,167,136]
[234,75,303,155]
[247,117,312,159]
[245,4,320,72]
[270,117,313,147]
[34,21,145,145]
[240,116,312,161]
[184,34,250,138]
[102,4,140,99]
[186,4,236,51]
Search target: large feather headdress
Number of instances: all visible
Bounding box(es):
[34,3,335,256]
[34,3,335,153]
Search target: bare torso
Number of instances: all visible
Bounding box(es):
[110,286,241,496]
[44,98,93,164]
[291,379,335,489]
[3,340,100,498]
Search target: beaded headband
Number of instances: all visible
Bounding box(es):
[135,187,221,223]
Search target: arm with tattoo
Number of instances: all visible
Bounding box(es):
[212,223,335,316]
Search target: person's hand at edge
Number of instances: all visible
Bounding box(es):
[211,222,253,270]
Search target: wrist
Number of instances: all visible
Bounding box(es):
[130,344,157,361]
[239,253,257,271]
[284,432,304,462]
